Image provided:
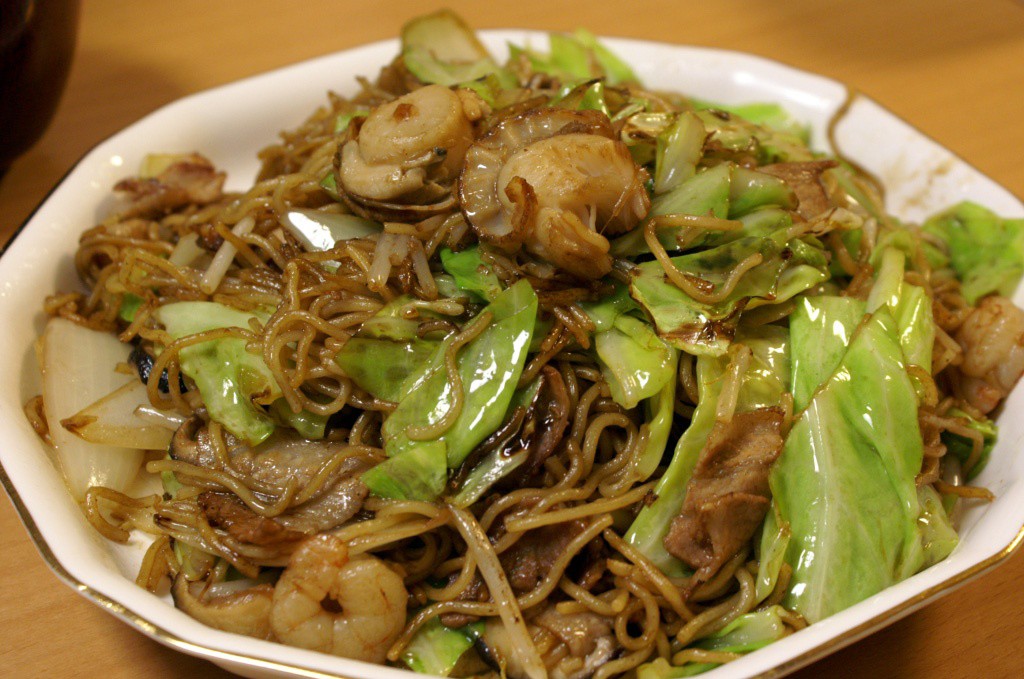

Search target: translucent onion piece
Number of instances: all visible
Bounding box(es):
[134,404,188,431]
[61,380,174,451]
[42,318,144,501]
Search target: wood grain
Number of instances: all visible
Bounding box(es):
[2,1,1023,677]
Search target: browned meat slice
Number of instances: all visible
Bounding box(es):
[440,519,588,628]
[502,519,587,592]
[759,160,837,220]
[115,153,225,218]
[277,476,369,533]
[664,407,785,590]
[199,491,305,547]
[172,417,370,546]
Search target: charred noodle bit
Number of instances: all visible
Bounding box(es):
[24,11,1024,677]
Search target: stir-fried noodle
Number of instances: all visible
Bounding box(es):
[29,12,1024,679]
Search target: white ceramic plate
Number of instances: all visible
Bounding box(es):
[1,31,1022,679]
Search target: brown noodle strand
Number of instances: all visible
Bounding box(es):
[676,566,756,646]
[405,311,493,441]
[645,218,764,304]
[136,535,175,591]
[604,529,694,622]
[515,515,613,610]
[30,39,1023,679]
[145,459,298,518]
[504,481,655,532]
[933,480,995,501]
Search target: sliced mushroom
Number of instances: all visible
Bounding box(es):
[342,190,458,223]
[460,108,650,278]
[500,365,571,484]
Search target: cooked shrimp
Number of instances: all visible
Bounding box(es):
[339,84,486,206]
[460,108,650,279]
[270,534,407,663]
[955,295,1024,413]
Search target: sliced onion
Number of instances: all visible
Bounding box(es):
[61,380,174,451]
[42,318,145,501]
[134,405,188,431]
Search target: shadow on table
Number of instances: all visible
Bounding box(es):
[0,46,184,242]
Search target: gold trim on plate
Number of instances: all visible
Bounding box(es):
[0,462,356,679]
[4,455,1024,678]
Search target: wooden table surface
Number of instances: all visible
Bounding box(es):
[3,1,1024,677]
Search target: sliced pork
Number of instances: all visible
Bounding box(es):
[664,407,785,590]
